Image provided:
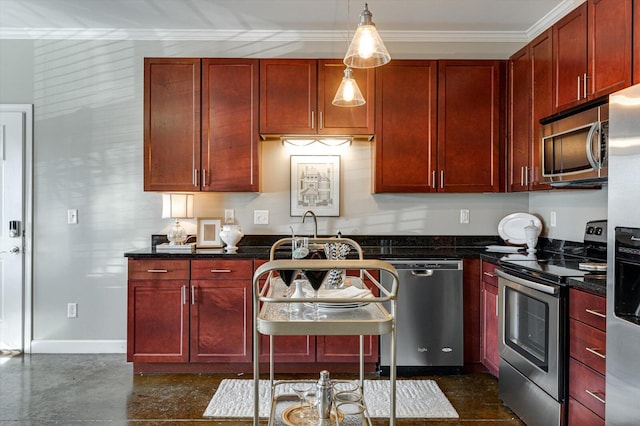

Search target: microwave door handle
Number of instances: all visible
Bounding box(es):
[585,122,600,169]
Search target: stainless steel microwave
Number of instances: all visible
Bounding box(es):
[541,104,608,187]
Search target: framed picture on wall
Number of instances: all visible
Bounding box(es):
[290,155,340,217]
[196,218,223,248]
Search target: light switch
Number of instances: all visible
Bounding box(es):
[67,209,78,224]
[254,210,269,225]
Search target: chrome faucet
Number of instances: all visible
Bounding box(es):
[302,210,318,238]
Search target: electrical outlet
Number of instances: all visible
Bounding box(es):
[67,209,78,224]
[254,210,269,225]
[67,303,77,318]
[460,209,470,224]
[550,211,557,227]
[224,209,234,224]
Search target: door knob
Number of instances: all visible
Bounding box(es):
[0,246,20,255]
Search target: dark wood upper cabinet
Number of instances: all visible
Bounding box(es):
[588,0,633,99]
[553,0,632,112]
[259,59,374,135]
[201,59,260,192]
[553,3,588,112]
[438,60,504,193]
[318,60,375,135]
[530,29,553,190]
[144,58,260,192]
[373,60,438,193]
[509,45,531,193]
[144,58,201,192]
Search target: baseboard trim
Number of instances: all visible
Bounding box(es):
[30,339,126,354]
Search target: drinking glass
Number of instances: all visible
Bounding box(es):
[303,389,320,424]
[305,269,328,320]
[290,382,313,422]
[276,269,298,314]
[336,401,366,426]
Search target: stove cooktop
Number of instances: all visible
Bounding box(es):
[499,252,606,285]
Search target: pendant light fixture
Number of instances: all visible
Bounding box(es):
[332,66,366,107]
[343,3,391,69]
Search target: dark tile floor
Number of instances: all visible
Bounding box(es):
[0,353,524,425]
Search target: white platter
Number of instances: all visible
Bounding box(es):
[498,213,542,245]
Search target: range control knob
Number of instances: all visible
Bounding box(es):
[595,227,603,235]
[586,226,595,234]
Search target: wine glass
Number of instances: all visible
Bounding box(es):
[305,269,328,320]
[277,269,298,314]
[303,389,320,424]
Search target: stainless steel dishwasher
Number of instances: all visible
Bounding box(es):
[380,260,464,375]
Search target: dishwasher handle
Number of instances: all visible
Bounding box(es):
[410,269,434,277]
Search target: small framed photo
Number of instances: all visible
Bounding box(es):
[290,155,340,217]
[196,218,223,248]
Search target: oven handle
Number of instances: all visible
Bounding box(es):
[496,269,559,295]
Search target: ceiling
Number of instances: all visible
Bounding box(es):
[1,0,583,43]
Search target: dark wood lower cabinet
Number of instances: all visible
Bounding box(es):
[480,260,499,377]
[463,258,482,365]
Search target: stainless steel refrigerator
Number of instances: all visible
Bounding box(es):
[606,83,640,425]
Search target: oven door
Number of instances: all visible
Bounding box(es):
[497,270,562,401]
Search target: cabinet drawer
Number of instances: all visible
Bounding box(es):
[128,259,190,280]
[481,260,499,286]
[570,319,606,375]
[569,288,606,331]
[568,397,604,426]
[569,357,606,419]
[191,259,253,280]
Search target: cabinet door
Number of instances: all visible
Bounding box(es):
[635,0,640,84]
[190,279,252,363]
[260,59,317,134]
[253,260,315,363]
[481,281,499,377]
[143,58,201,191]
[530,29,553,190]
[202,59,260,192]
[509,45,531,192]
[127,279,189,363]
[553,3,588,112]
[317,271,379,363]
[373,60,438,193]
[588,0,633,99]
[438,60,503,193]
[317,60,375,135]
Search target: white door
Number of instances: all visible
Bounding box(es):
[0,105,32,352]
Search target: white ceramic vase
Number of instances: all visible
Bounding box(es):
[219,224,243,254]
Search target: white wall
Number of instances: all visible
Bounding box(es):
[1,36,605,353]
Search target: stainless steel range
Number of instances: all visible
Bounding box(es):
[496,221,607,426]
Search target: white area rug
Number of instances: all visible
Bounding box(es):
[203,379,459,419]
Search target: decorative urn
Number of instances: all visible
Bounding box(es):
[219,224,243,254]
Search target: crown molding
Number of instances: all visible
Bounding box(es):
[527,0,584,39]
[0,27,529,43]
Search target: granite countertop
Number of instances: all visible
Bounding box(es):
[123,234,604,296]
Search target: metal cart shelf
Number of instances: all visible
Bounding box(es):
[252,238,399,425]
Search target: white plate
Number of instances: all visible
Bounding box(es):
[485,245,524,253]
[498,213,542,245]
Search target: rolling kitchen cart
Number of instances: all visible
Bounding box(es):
[252,238,399,425]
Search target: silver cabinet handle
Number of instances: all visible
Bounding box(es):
[440,170,444,189]
[520,166,525,186]
[202,168,207,186]
[319,111,323,130]
[191,285,195,305]
[181,285,187,305]
[583,73,588,99]
[496,293,499,317]
[432,170,436,189]
[585,389,606,405]
[193,168,199,187]
[586,347,606,359]
[146,269,168,273]
[585,308,606,318]
[210,269,232,273]
[524,166,529,186]
[577,75,581,101]
[311,111,315,130]
[483,271,495,278]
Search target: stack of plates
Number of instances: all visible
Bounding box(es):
[304,286,373,311]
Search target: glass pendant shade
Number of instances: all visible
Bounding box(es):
[343,3,391,69]
[332,67,366,107]
[162,193,194,245]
